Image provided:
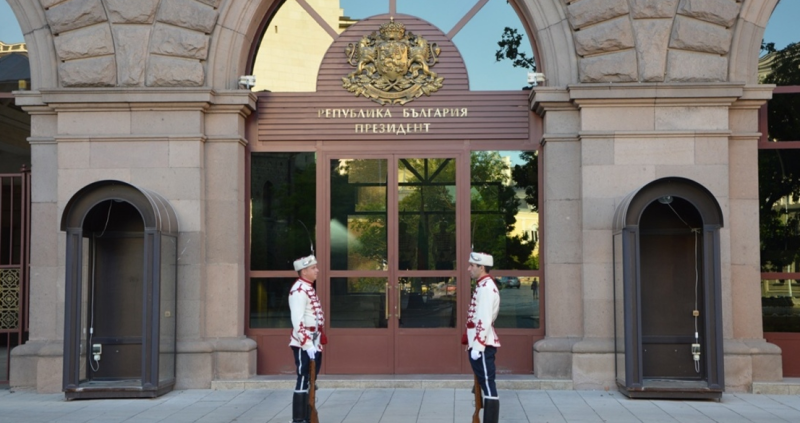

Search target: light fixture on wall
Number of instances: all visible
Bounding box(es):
[238,75,256,90]
[527,72,546,87]
[658,195,673,204]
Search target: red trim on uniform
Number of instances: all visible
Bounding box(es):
[299,277,314,285]
[477,275,493,285]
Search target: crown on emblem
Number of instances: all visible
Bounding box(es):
[379,18,405,40]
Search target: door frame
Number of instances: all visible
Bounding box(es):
[320,151,468,374]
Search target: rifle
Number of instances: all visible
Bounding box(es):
[309,359,319,423]
[472,373,482,423]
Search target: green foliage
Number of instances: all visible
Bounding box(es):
[331,159,388,269]
[759,150,800,271]
[759,42,800,272]
[250,154,317,270]
[763,43,800,142]
[763,41,800,85]
[471,151,538,270]
[511,151,539,213]
[761,40,776,54]
[397,158,456,270]
[495,27,536,71]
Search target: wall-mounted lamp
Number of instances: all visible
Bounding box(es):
[527,72,546,87]
[238,75,256,90]
[658,195,673,204]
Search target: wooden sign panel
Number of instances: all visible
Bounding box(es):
[255,14,531,142]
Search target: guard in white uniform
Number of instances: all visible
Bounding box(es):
[288,254,325,423]
[466,252,500,423]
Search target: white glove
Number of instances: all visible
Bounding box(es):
[470,349,481,361]
[307,347,317,360]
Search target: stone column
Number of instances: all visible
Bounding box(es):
[195,92,257,386]
[531,88,583,382]
[9,97,61,393]
[724,86,782,392]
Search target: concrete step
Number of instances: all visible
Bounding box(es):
[752,377,800,395]
[211,375,573,390]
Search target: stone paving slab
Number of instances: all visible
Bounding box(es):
[210,375,574,391]
[0,388,799,423]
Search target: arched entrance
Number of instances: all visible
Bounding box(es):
[613,177,724,399]
[245,6,543,375]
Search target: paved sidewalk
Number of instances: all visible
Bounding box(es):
[1,388,799,423]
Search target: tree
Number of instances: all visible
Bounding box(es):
[494,2,536,81]
[250,153,317,271]
[331,159,388,271]
[759,41,800,272]
[495,27,536,72]
[762,42,800,141]
[471,151,538,270]
[511,151,539,213]
[759,150,800,272]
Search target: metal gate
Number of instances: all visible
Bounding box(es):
[0,167,30,384]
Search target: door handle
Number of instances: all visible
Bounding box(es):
[385,282,389,320]
[397,285,401,319]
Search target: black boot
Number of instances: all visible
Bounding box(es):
[483,398,500,423]
[292,392,309,423]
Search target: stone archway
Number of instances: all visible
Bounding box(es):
[210,0,777,89]
[210,0,580,89]
[3,1,781,89]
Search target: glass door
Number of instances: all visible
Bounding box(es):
[326,157,392,373]
[395,157,461,373]
[324,154,463,374]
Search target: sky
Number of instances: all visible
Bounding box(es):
[1,0,798,87]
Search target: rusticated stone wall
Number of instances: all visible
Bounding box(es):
[19,0,766,88]
[567,0,742,83]
[41,0,221,87]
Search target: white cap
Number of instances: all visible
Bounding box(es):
[293,255,317,271]
[469,252,493,267]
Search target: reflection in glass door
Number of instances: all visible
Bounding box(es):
[327,158,392,373]
[395,157,460,373]
[325,156,462,374]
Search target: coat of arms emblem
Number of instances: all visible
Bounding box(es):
[343,18,444,105]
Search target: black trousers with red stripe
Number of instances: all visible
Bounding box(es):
[469,346,498,398]
[291,346,322,392]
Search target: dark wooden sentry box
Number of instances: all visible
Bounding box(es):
[613,177,724,400]
[61,181,179,400]
[255,14,532,144]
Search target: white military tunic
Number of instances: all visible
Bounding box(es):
[466,274,500,352]
[288,277,325,351]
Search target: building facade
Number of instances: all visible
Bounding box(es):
[4,0,788,395]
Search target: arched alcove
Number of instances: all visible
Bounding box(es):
[61,180,178,399]
[613,177,724,399]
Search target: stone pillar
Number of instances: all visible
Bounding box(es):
[195,92,257,386]
[531,89,584,380]
[724,86,782,392]
[9,98,61,393]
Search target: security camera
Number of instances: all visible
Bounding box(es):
[238,75,256,89]
[527,72,546,87]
